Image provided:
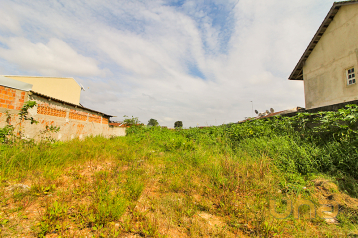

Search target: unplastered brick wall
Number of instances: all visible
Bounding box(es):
[34,101,104,124]
[88,114,102,123]
[25,94,125,141]
[37,104,67,117]
[0,86,125,140]
[69,110,87,121]
[0,86,26,110]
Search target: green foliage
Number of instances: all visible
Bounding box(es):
[0,125,14,144]
[19,101,38,124]
[122,115,141,126]
[92,180,128,225]
[147,118,159,127]
[40,125,61,142]
[174,121,183,128]
[1,115,358,237]
[126,104,358,196]
[0,101,39,144]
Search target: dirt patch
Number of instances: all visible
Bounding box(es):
[313,178,358,224]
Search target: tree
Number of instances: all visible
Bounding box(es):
[122,115,140,126]
[174,121,183,128]
[147,118,159,127]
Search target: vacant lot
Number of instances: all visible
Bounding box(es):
[1,108,358,237]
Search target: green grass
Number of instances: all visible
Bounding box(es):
[1,106,358,236]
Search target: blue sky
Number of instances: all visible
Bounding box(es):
[0,0,336,127]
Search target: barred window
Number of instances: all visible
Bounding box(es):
[346,67,356,85]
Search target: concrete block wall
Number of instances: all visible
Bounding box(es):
[0,86,125,141]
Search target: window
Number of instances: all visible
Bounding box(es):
[346,67,356,85]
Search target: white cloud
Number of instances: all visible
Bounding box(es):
[0,0,335,127]
[0,37,103,77]
[0,3,22,34]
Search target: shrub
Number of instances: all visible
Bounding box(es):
[122,115,141,126]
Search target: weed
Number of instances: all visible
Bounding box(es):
[2,106,358,236]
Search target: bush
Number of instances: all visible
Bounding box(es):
[122,115,141,126]
[126,105,358,181]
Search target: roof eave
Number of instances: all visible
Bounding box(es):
[289,1,358,80]
[30,91,114,118]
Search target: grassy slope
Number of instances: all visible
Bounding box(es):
[0,115,358,237]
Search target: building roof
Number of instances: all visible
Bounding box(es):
[30,91,114,118]
[237,107,303,123]
[0,75,33,91]
[289,1,358,80]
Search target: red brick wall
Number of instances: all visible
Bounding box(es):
[0,86,120,140]
[36,103,106,124]
[102,118,108,124]
[88,115,101,123]
[69,110,87,121]
[37,104,67,117]
[0,86,26,110]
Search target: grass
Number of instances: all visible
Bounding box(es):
[1,108,358,237]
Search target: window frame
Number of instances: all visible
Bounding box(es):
[346,67,356,86]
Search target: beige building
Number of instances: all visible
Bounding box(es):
[3,76,81,105]
[289,1,358,110]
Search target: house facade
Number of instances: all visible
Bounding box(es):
[0,76,125,141]
[289,1,358,110]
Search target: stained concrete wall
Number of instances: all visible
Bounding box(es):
[0,87,125,141]
[3,76,81,105]
[303,4,358,109]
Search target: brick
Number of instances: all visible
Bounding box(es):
[21,92,25,96]
[0,86,4,90]
[19,99,24,103]
[8,105,14,109]
[0,99,5,103]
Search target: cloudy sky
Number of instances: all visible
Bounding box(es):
[0,0,335,127]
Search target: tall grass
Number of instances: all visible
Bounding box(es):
[1,105,358,237]
[127,104,358,182]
